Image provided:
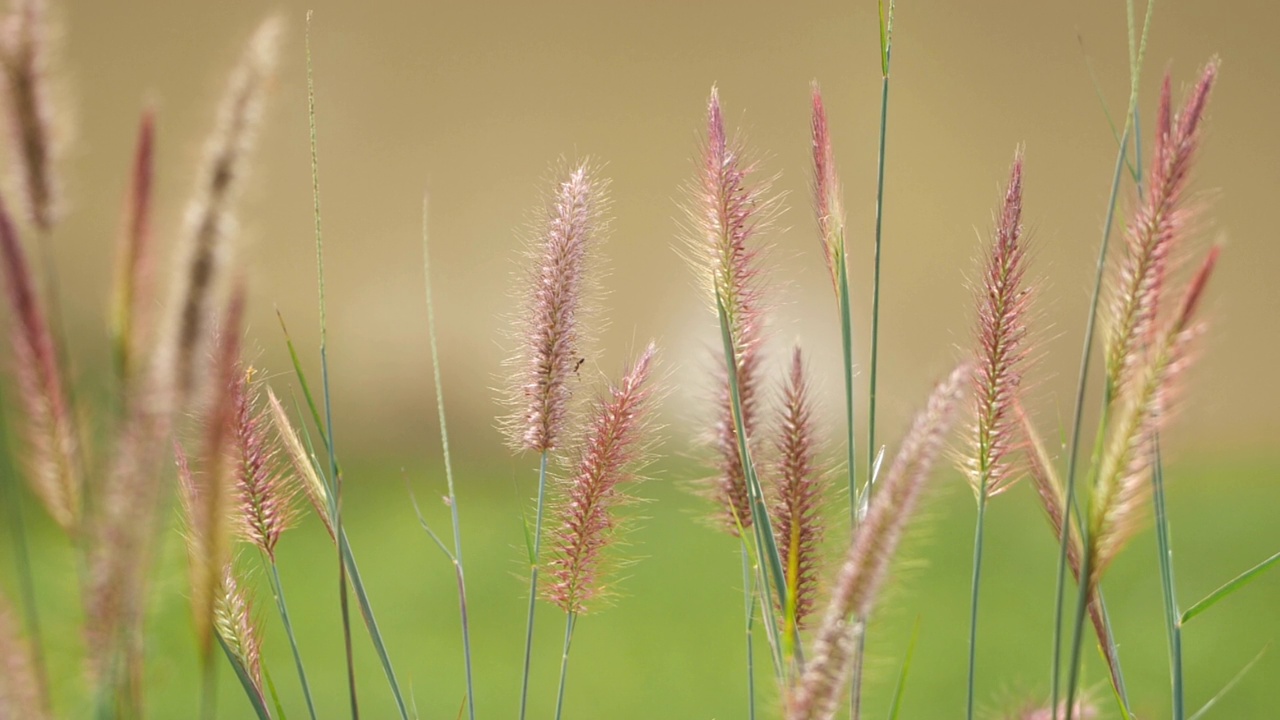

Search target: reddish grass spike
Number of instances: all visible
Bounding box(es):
[686,86,775,535]
[788,364,969,720]
[506,161,606,454]
[543,343,659,614]
[771,346,826,628]
[111,109,157,383]
[0,189,79,533]
[1014,699,1098,720]
[810,83,845,294]
[0,0,59,233]
[1104,59,1218,399]
[1091,245,1220,582]
[965,150,1031,498]
[0,591,45,719]
[232,368,298,560]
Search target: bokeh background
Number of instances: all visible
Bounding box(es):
[3,0,1278,718]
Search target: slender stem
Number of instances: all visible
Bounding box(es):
[518,450,550,720]
[553,612,577,720]
[200,654,218,720]
[305,14,359,718]
[965,491,988,720]
[1152,440,1184,719]
[1064,543,1094,720]
[742,542,757,720]
[268,559,318,720]
[423,195,476,719]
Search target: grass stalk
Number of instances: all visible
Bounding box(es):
[964,488,988,720]
[553,612,577,720]
[853,5,894,715]
[1152,441,1184,719]
[267,559,318,720]
[742,542,757,720]
[216,633,271,720]
[422,195,476,720]
[517,450,550,720]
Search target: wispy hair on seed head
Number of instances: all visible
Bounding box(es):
[502,159,610,454]
[0,0,60,233]
[810,83,845,295]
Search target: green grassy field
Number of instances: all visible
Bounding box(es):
[4,452,1276,718]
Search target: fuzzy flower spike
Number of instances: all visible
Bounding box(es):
[686,87,778,534]
[967,150,1032,499]
[0,0,59,233]
[810,84,846,297]
[543,343,660,614]
[505,161,607,454]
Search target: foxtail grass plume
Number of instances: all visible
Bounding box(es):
[0,592,46,719]
[157,15,281,412]
[267,386,334,540]
[0,189,79,533]
[232,367,298,560]
[110,110,157,385]
[504,161,608,454]
[214,563,268,710]
[1104,60,1218,401]
[685,87,778,534]
[771,346,826,628]
[1090,245,1219,583]
[0,0,59,233]
[543,343,659,614]
[965,151,1031,498]
[788,364,968,720]
[810,84,845,296]
[178,286,246,662]
[1012,699,1097,720]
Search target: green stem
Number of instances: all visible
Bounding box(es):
[200,652,218,720]
[965,490,988,720]
[268,559,318,720]
[742,542,757,720]
[1152,441,1184,719]
[1064,542,1094,720]
[518,450,550,720]
[553,612,577,720]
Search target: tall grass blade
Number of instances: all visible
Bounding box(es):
[217,633,272,720]
[742,542,757,720]
[1187,646,1267,720]
[422,194,476,720]
[1181,551,1280,625]
[553,612,577,720]
[266,561,318,720]
[517,450,549,720]
[886,617,919,720]
[1152,441,1183,719]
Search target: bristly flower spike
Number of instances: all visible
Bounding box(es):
[788,364,969,720]
[685,86,777,534]
[1104,60,1218,401]
[771,346,826,628]
[966,150,1032,498]
[232,367,298,560]
[0,188,79,533]
[543,343,659,614]
[214,563,268,710]
[810,83,845,297]
[505,161,607,454]
[0,0,59,233]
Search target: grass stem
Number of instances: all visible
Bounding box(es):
[965,490,988,720]
[742,542,757,720]
[267,559,318,720]
[518,450,550,720]
[1152,441,1184,719]
[553,612,577,720]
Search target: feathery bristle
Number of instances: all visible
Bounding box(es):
[543,343,659,614]
[0,188,79,533]
[788,364,968,720]
[1091,246,1219,582]
[771,346,826,628]
[213,563,267,706]
[266,386,334,540]
[1013,699,1098,720]
[505,160,607,454]
[685,87,777,534]
[156,16,281,412]
[0,592,45,719]
[0,0,58,233]
[966,150,1031,498]
[810,83,845,295]
[232,367,297,559]
[110,110,157,384]
[1104,60,1218,400]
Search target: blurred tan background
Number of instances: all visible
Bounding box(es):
[45,0,1280,461]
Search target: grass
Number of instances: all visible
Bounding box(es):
[2,454,1276,717]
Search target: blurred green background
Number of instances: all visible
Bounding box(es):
[2,0,1278,717]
